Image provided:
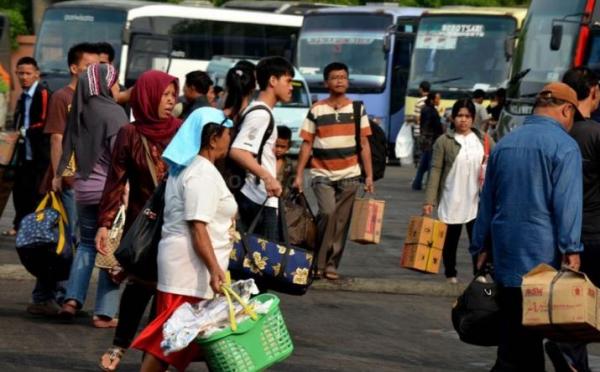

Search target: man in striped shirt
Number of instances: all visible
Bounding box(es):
[293,62,374,281]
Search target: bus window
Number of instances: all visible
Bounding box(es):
[391,31,415,114]
[130,17,297,61]
[35,8,126,73]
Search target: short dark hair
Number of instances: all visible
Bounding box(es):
[323,62,348,81]
[495,88,506,100]
[419,81,431,93]
[451,98,476,119]
[425,91,437,107]
[562,67,599,101]
[473,89,486,99]
[67,42,97,67]
[17,56,38,69]
[277,125,292,141]
[213,85,224,96]
[95,42,115,63]
[185,70,213,95]
[256,56,295,91]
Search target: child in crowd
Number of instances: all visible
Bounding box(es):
[275,125,295,196]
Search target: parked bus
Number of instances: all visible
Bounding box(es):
[498,0,600,137]
[405,7,527,125]
[34,0,303,91]
[221,1,339,15]
[295,6,425,157]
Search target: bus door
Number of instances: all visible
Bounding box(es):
[125,33,173,88]
[389,20,417,152]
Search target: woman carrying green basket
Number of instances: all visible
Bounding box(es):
[131,107,236,372]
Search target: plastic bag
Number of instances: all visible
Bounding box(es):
[395,123,414,166]
[161,279,260,355]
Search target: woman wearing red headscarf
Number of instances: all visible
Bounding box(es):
[96,70,181,372]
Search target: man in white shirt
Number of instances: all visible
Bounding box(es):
[472,89,491,131]
[230,57,294,241]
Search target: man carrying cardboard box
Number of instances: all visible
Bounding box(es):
[470,82,583,371]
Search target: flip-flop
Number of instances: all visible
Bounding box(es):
[58,301,77,321]
[324,271,340,281]
[99,346,125,372]
[2,229,16,237]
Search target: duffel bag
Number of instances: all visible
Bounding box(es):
[16,191,73,281]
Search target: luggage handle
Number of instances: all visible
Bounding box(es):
[35,192,69,255]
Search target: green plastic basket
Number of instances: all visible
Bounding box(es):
[196,293,294,372]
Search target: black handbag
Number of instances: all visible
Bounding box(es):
[114,136,164,281]
[451,266,500,346]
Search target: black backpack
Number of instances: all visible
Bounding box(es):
[224,104,275,194]
[353,101,386,181]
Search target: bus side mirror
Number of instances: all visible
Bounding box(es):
[550,24,563,51]
[504,36,515,61]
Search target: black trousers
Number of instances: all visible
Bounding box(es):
[552,238,600,372]
[12,160,42,229]
[492,287,545,372]
[442,219,476,278]
[112,281,156,349]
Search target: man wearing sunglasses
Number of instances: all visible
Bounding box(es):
[470,82,583,371]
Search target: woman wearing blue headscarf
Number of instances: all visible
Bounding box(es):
[131,107,236,371]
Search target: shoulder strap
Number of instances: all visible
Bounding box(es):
[353,101,363,156]
[239,105,275,165]
[141,135,158,187]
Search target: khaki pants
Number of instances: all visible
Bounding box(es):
[312,176,359,273]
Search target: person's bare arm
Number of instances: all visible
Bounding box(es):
[188,220,226,294]
[292,139,313,193]
[360,136,374,193]
[229,148,282,197]
[50,133,63,191]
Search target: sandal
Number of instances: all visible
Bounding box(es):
[93,316,118,329]
[99,346,125,371]
[324,271,340,281]
[2,228,16,237]
[58,300,77,321]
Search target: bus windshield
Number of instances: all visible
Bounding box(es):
[296,13,393,93]
[34,8,126,73]
[409,15,517,92]
[509,0,587,98]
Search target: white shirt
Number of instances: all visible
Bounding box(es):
[437,132,484,224]
[473,102,490,131]
[158,156,238,299]
[231,101,278,208]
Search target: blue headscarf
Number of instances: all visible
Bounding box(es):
[162,107,233,176]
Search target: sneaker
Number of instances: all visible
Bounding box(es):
[447,277,459,284]
[26,300,60,316]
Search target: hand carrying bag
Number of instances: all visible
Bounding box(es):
[16,191,74,281]
[282,190,317,251]
[229,199,316,295]
[95,204,126,269]
[451,266,500,346]
[114,135,163,281]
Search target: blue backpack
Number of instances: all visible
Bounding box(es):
[16,192,73,281]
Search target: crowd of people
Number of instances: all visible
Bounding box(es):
[8,40,373,372]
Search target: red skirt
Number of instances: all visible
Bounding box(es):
[131,291,203,371]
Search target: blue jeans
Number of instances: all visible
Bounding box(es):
[412,149,432,190]
[30,189,78,304]
[64,204,119,318]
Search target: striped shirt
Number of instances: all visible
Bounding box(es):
[300,101,371,181]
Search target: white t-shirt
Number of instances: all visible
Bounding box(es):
[158,156,238,299]
[473,102,490,131]
[437,132,484,224]
[231,101,278,208]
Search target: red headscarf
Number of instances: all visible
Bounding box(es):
[131,70,182,143]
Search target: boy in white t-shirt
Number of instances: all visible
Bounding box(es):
[229,57,294,240]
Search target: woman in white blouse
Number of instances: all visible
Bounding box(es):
[423,99,494,284]
[131,108,236,372]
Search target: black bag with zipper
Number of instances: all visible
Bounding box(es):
[451,265,500,346]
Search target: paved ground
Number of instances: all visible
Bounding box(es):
[4,165,600,370]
